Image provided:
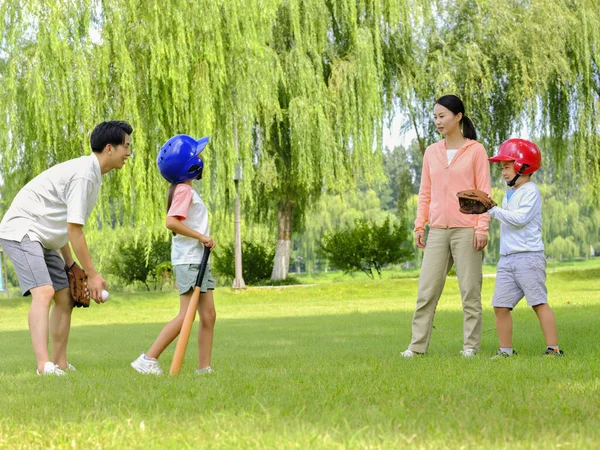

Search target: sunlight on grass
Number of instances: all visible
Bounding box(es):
[1,261,600,448]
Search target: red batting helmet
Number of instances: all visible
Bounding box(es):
[489,138,541,175]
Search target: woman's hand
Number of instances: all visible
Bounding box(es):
[473,233,488,251]
[415,230,426,249]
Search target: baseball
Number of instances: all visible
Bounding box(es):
[101,289,110,301]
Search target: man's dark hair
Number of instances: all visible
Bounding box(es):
[90,121,134,153]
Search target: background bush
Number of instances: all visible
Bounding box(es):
[212,239,276,285]
[108,234,172,290]
[320,218,413,279]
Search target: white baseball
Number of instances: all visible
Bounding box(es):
[101,289,110,301]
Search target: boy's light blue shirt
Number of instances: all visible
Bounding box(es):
[487,181,544,255]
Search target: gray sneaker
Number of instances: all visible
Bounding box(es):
[36,361,66,376]
[490,349,518,360]
[195,366,214,375]
[401,349,424,358]
[131,353,163,375]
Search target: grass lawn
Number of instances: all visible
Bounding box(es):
[1,261,599,449]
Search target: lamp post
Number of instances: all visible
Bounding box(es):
[232,160,246,289]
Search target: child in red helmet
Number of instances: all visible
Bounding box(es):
[487,138,563,358]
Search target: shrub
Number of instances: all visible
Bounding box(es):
[320,218,412,279]
[260,275,302,286]
[108,234,171,290]
[212,239,276,285]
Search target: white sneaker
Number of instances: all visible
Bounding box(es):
[460,349,477,358]
[131,353,163,375]
[195,366,214,375]
[401,349,419,358]
[36,361,66,376]
[66,363,76,371]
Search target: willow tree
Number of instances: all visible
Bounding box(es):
[0,0,288,247]
[387,0,600,167]
[0,1,97,209]
[3,0,598,280]
[247,0,417,279]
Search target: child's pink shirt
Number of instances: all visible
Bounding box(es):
[168,184,193,220]
[414,139,492,235]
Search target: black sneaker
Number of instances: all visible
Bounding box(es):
[490,349,518,360]
[544,348,564,357]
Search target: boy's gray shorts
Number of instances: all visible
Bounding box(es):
[492,251,548,309]
[0,235,69,296]
[173,263,216,295]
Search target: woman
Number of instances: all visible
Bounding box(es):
[402,95,491,358]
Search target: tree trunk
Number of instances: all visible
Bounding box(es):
[271,200,294,280]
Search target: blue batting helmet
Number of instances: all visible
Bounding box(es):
[156,135,209,184]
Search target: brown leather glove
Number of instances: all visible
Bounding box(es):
[65,262,91,308]
[457,189,497,214]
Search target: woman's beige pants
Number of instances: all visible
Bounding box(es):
[408,227,483,353]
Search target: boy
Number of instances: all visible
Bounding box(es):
[0,121,133,375]
[487,138,563,358]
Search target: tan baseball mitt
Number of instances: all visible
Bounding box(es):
[65,262,91,308]
[457,189,497,214]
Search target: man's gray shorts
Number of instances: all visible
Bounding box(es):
[173,264,216,295]
[0,235,69,296]
[492,251,548,309]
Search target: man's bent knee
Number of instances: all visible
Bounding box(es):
[30,285,55,304]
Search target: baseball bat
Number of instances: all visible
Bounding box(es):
[169,247,211,376]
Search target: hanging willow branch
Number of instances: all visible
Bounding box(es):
[0,0,598,243]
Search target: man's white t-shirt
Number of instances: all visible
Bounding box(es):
[0,154,102,250]
[167,183,210,265]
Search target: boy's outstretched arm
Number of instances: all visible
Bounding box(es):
[488,189,540,227]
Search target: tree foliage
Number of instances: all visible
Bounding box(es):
[0,0,599,277]
[389,0,600,164]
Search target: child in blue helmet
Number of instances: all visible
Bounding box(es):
[131,135,217,375]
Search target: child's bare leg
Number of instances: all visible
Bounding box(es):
[494,307,513,348]
[146,292,192,359]
[197,290,216,369]
[50,287,73,369]
[29,285,54,372]
[532,303,558,346]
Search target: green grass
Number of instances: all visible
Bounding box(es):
[1,261,600,449]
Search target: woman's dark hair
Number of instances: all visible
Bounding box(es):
[435,95,477,140]
[90,120,134,152]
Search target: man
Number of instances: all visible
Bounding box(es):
[0,121,133,375]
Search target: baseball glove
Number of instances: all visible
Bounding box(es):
[456,189,497,214]
[65,262,91,308]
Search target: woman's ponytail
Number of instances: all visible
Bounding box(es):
[461,115,477,140]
